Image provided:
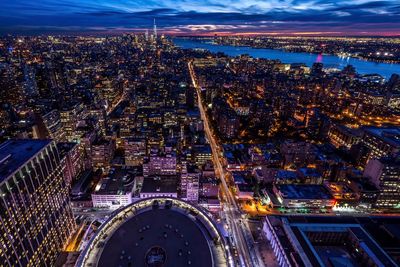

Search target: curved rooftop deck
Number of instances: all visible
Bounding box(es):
[77,197,229,267]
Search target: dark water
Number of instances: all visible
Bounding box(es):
[174,38,400,79]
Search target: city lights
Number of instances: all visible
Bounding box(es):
[0,1,400,267]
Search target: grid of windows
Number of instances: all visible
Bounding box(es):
[0,141,76,267]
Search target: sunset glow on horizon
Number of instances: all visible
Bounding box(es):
[1,0,400,36]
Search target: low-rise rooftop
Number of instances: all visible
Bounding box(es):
[94,167,141,195]
[141,175,179,194]
[276,184,333,200]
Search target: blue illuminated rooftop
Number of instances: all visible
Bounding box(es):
[0,139,51,183]
[365,127,400,147]
[277,184,333,200]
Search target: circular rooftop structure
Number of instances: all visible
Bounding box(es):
[77,198,229,267]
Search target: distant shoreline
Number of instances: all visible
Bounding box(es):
[176,37,400,65]
[173,37,400,78]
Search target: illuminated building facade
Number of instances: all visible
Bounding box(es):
[272,184,335,209]
[328,124,361,149]
[180,164,200,202]
[92,167,138,209]
[362,127,400,160]
[364,157,400,208]
[91,138,115,169]
[0,140,75,266]
[60,106,79,142]
[143,154,177,176]
[57,142,84,185]
[193,145,212,167]
[42,110,65,142]
[123,137,146,166]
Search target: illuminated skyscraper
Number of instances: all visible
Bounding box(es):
[153,18,157,40]
[0,140,75,266]
[22,64,38,99]
[42,109,65,142]
[364,157,400,209]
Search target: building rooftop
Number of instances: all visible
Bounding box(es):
[97,208,213,267]
[364,127,400,147]
[276,184,333,200]
[57,142,78,158]
[71,169,102,197]
[193,145,212,154]
[298,168,321,178]
[92,138,113,146]
[276,170,298,180]
[78,198,228,267]
[265,216,304,267]
[233,172,247,184]
[187,109,200,118]
[266,215,400,267]
[141,176,179,194]
[0,139,51,183]
[237,183,253,193]
[94,167,141,195]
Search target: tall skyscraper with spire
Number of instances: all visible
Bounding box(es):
[153,18,157,40]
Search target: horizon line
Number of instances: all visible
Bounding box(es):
[1,31,400,38]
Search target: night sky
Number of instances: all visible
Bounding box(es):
[1,0,399,36]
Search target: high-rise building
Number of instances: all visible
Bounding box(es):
[219,110,240,139]
[22,64,38,99]
[153,18,157,40]
[57,142,84,185]
[212,97,240,139]
[180,163,200,202]
[91,138,115,169]
[42,110,65,142]
[364,157,400,208]
[362,127,400,161]
[60,107,78,142]
[88,108,107,135]
[0,139,75,266]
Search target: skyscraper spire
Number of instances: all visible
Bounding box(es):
[153,18,157,40]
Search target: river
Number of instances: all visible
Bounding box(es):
[173,38,400,79]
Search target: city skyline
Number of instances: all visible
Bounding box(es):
[1,0,400,36]
[1,2,400,267]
